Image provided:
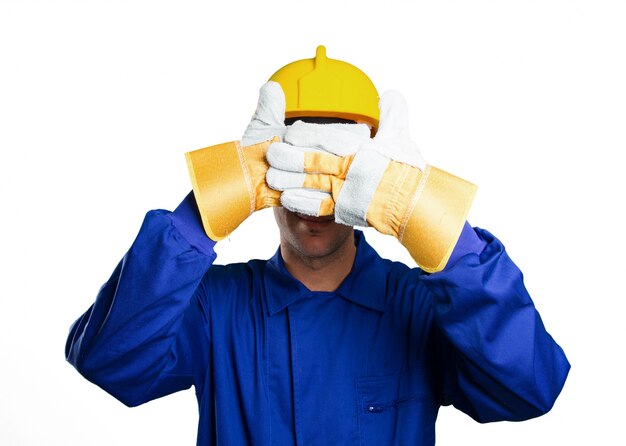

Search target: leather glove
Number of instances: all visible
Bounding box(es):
[241,81,287,146]
[266,91,477,272]
[265,121,372,216]
[184,82,284,241]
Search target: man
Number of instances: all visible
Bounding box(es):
[66,46,569,445]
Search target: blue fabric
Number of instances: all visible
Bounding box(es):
[66,206,569,446]
[446,221,488,268]
[169,191,217,256]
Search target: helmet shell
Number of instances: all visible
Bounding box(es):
[269,46,379,130]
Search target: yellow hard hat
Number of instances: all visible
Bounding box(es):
[269,46,380,131]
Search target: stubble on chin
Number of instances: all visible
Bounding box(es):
[275,209,355,269]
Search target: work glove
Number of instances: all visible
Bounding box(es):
[185,82,285,241]
[266,91,477,272]
[241,81,287,146]
[266,121,372,217]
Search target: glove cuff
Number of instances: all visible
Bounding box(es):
[400,165,477,273]
[185,140,279,241]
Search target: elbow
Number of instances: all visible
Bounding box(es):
[71,358,149,408]
[507,356,571,422]
[506,329,571,422]
[113,392,146,408]
[66,346,157,407]
[526,342,571,419]
[65,345,150,408]
[530,358,571,419]
[466,358,571,424]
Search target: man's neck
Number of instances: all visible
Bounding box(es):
[281,235,357,292]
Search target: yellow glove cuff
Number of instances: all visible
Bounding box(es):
[185,139,280,241]
[368,163,477,273]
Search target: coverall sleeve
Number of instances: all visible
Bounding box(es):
[65,192,216,407]
[422,225,570,422]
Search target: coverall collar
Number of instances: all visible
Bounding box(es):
[265,230,388,315]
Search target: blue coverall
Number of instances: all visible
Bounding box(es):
[66,194,570,445]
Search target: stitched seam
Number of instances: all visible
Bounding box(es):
[398,165,430,242]
[382,164,403,236]
[236,142,256,213]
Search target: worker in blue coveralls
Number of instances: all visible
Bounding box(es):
[66,46,570,445]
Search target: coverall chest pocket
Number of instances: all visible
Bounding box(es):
[356,374,436,446]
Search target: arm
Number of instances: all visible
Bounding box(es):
[424,225,570,422]
[262,88,569,420]
[65,193,216,407]
[66,82,285,406]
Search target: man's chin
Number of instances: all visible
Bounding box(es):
[274,206,354,261]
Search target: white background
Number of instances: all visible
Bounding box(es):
[1,0,624,444]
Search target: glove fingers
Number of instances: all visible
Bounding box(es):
[267,142,352,177]
[241,82,286,146]
[266,168,306,190]
[372,90,426,170]
[253,82,286,127]
[280,190,335,217]
[284,121,371,156]
[375,90,411,141]
[267,168,340,193]
[266,142,322,172]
